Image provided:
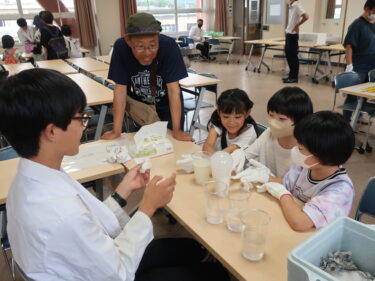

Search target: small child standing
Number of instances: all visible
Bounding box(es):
[1,35,24,64]
[264,111,355,231]
[61,24,82,58]
[203,88,259,154]
[31,43,46,62]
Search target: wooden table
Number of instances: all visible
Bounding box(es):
[243,39,345,84]
[339,82,375,129]
[4,63,34,76]
[180,73,220,135]
[66,57,110,72]
[37,59,78,74]
[67,73,113,140]
[0,133,314,280]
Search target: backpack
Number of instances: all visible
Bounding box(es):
[45,27,68,59]
[4,48,18,64]
[66,37,82,58]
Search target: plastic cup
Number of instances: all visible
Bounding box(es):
[192,151,211,184]
[225,187,251,232]
[240,209,271,261]
[203,180,228,224]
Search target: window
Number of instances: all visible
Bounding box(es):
[136,0,203,34]
[326,0,342,20]
[0,0,75,42]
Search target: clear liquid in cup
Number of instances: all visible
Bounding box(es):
[226,209,244,232]
[242,232,266,261]
[193,158,211,184]
[206,206,224,224]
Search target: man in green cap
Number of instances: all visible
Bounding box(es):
[103,12,193,142]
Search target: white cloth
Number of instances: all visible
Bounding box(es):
[243,128,292,178]
[17,26,35,44]
[64,36,82,58]
[188,25,204,43]
[285,1,306,34]
[7,158,153,281]
[214,124,257,151]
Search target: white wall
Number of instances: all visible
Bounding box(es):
[343,0,366,36]
[94,0,121,55]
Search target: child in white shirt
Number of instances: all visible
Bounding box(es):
[61,24,82,58]
[203,88,259,154]
[234,87,313,179]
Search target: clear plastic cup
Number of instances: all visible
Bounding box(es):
[192,151,211,184]
[240,209,271,261]
[225,187,251,232]
[203,180,228,224]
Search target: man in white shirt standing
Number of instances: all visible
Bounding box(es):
[283,0,309,83]
[189,19,210,59]
[0,69,230,281]
[16,18,35,54]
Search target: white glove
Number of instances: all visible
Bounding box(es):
[140,158,152,173]
[176,154,194,173]
[239,168,269,184]
[231,149,245,174]
[262,182,291,200]
[248,159,272,175]
[106,146,131,164]
[345,64,353,72]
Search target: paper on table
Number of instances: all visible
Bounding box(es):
[133,121,173,162]
[62,139,134,173]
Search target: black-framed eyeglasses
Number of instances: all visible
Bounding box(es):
[132,45,158,53]
[72,113,92,127]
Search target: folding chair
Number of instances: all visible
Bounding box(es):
[355,177,375,222]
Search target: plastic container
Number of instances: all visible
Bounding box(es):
[288,217,375,281]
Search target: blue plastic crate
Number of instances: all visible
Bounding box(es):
[288,217,375,281]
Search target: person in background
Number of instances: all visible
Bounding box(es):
[61,24,82,58]
[283,0,309,84]
[16,18,36,54]
[31,43,45,62]
[104,13,193,142]
[33,12,46,43]
[342,0,375,121]
[0,68,229,281]
[263,111,355,231]
[40,11,68,60]
[1,35,24,64]
[188,19,211,60]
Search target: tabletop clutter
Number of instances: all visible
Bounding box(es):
[176,149,273,262]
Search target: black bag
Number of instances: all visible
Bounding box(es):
[45,27,68,59]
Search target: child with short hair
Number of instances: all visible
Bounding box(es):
[61,24,82,58]
[1,35,24,64]
[235,87,313,179]
[31,43,45,62]
[263,111,355,231]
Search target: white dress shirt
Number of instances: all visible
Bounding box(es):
[189,25,204,43]
[243,128,292,177]
[17,26,35,44]
[7,158,153,281]
[285,1,306,34]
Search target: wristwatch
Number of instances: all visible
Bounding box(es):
[111,192,127,208]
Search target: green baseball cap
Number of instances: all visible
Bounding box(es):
[126,13,162,36]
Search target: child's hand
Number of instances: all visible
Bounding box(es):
[262,182,291,200]
[231,149,245,173]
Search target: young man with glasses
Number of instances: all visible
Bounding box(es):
[0,69,229,281]
[103,13,193,142]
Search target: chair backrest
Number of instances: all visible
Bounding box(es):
[187,68,197,74]
[334,72,362,94]
[0,146,18,161]
[355,177,375,221]
[197,73,218,95]
[256,123,267,136]
[93,76,105,85]
[206,38,220,45]
[368,69,375,82]
[178,36,189,47]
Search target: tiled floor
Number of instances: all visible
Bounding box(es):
[1,56,374,281]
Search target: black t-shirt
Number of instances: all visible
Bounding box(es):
[40,25,63,60]
[344,17,375,71]
[108,34,188,112]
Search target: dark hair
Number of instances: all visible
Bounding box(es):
[208,88,259,149]
[17,18,27,27]
[41,11,53,24]
[0,69,86,158]
[198,19,203,22]
[294,111,355,166]
[1,35,15,49]
[267,87,313,124]
[365,0,375,9]
[0,64,9,83]
[32,43,42,55]
[61,24,72,36]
